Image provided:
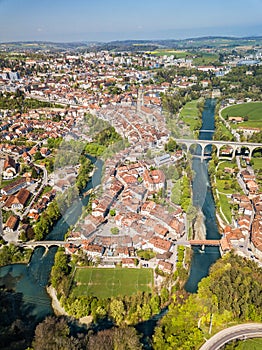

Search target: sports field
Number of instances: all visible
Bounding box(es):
[71,267,154,299]
[221,102,262,129]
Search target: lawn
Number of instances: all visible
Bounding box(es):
[180,99,202,133]
[71,267,154,299]
[221,102,262,129]
[218,193,232,224]
[192,52,219,65]
[253,157,262,171]
[217,161,237,171]
[216,178,242,195]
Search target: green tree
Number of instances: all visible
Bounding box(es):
[111,227,119,235]
[109,299,125,325]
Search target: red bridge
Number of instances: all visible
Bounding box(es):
[189,240,221,246]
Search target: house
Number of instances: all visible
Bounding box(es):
[92,195,113,217]
[4,188,30,211]
[148,236,172,254]
[154,224,169,237]
[1,177,32,196]
[224,226,245,245]
[82,244,105,257]
[143,169,166,193]
[246,180,259,195]
[65,243,78,255]
[2,155,17,179]
[122,258,137,268]
[240,170,255,182]
[22,152,31,163]
[158,260,173,274]
[154,154,171,167]
[228,116,243,123]
[40,147,50,157]
[4,215,19,233]
[168,217,185,237]
[220,237,232,253]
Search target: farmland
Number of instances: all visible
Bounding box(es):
[221,102,262,129]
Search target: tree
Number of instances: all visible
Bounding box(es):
[165,137,177,153]
[111,227,119,235]
[109,299,125,325]
[87,327,142,350]
[34,151,43,161]
[109,209,116,217]
[32,316,78,350]
[224,182,230,191]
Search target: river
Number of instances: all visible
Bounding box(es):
[185,98,221,293]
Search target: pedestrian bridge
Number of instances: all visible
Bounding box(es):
[176,239,222,248]
[189,239,221,246]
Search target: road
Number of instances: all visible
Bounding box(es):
[199,323,262,350]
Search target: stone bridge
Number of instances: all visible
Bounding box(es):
[175,138,262,161]
[20,240,83,252]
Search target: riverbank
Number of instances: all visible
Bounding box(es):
[46,285,68,316]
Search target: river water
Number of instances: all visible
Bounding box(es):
[0,156,103,323]
[185,98,221,293]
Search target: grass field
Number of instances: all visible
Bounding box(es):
[192,53,219,65]
[218,193,232,224]
[180,99,202,132]
[217,161,237,171]
[221,102,262,129]
[253,157,262,171]
[71,267,154,299]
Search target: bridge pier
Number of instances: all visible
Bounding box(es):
[43,246,49,257]
[217,145,222,158]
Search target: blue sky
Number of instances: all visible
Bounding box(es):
[0,0,261,42]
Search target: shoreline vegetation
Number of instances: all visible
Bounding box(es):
[0,244,33,267]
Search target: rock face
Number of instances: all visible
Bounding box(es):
[193,209,206,240]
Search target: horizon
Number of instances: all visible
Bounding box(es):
[1,33,262,45]
[0,0,261,43]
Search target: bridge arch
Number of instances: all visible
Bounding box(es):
[250,146,262,158]
[203,143,218,157]
[189,143,199,155]
[219,144,236,158]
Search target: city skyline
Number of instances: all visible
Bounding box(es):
[0,0,262,42]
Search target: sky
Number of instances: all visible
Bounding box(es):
[0,0,262,42]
